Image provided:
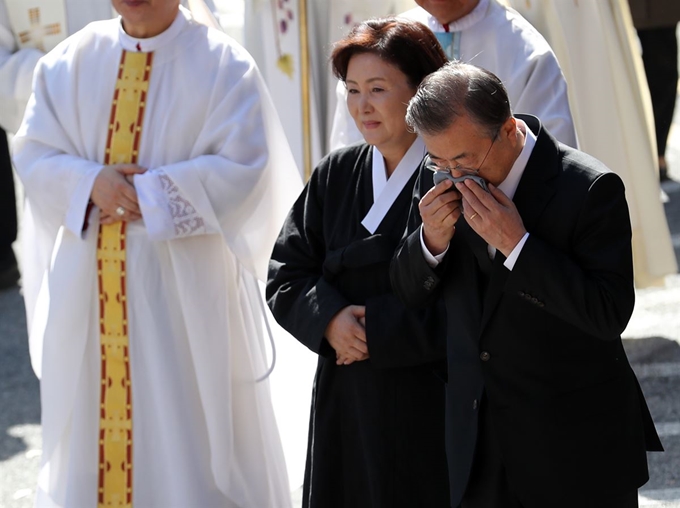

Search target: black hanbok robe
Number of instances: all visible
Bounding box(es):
[267,143,449,508]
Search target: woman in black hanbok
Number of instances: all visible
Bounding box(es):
[267,18,450,508]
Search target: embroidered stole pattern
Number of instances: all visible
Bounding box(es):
[96,50,153,508]
[4,0,67,52]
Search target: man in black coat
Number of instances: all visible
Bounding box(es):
[390,61,663,508]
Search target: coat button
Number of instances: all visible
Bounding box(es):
[480,351,491,362]
[518,291,525,297]
[472,399,478,410]
[525,293,532,301]
[423,276,435,290]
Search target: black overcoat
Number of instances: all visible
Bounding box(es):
[391,115,663,508]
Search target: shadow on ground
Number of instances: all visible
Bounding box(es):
[0,285,39,462]
[624,336,680,364]
[662,178,680,267]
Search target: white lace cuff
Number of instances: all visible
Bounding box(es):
[135,170,206,240]
[159,173,206,237]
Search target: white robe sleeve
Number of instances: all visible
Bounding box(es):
[12,47,104,339]
[134,51,301,282]
[12,56,103,237]
[0,0,43,132]
[504,44,579,149]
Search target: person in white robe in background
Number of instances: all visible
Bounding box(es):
[0,0,114,133]
[504,0,677,287]
[329,0,578,150]
[12,0,301,506]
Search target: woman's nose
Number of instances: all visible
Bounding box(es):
[358,94,373,112]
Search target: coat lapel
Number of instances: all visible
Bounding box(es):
[510,117,560,234]
[479,115,560,333]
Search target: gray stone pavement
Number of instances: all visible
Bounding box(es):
[2,68,680,508]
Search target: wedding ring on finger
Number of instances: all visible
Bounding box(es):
[115,206,125,217]
[469,212,478,220]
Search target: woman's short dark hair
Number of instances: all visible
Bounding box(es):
[330,17,448,89]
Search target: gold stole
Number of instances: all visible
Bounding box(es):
[96,50,153,508]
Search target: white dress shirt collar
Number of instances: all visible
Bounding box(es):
[118,5,188,52]
[497,118,537,201]
[427,0,489,33]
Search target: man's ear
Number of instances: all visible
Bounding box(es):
[500,116,517,143]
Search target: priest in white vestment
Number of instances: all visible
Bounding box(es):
[504,0,677,287]
[12,1,301,506]
[329,0,578,150]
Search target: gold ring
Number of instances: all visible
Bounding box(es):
[469,212,478,220]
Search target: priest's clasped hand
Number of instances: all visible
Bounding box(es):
[325,305,370,366]
[91,164,147,224]
[420,178,463,256]
[455,179,527,257]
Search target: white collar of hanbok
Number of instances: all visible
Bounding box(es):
[361,137,426,234]
[118,5,188,53]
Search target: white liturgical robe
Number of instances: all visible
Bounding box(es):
[329,0,578,150]
[13,7,300,508]
[504,0,677,287]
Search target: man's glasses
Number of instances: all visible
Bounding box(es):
[425,133,498,176]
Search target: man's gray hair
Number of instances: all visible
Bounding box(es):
[406,61,512,138]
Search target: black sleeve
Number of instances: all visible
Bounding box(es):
[266,162,349,358]
[390,166,446,309]
[506,172,636,338]
[364,290,447,369]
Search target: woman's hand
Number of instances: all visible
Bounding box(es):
[325,305,369,366]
